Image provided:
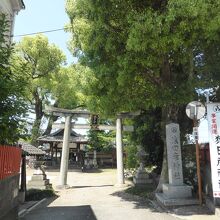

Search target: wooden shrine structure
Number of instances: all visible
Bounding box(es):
[37,129,88,166]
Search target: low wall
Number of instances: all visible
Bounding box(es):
[0,174,20,220]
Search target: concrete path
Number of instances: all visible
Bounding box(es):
[19,168,219,220]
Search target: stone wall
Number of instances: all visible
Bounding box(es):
[0,174,20,220]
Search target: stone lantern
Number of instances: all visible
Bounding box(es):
[133,145,152,186]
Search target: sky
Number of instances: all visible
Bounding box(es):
[13,0,88,134]
[13,0,73,64]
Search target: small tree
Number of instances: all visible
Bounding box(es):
[0,14,27,144]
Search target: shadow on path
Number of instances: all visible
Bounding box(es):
[19,197,97,220]
[111,190,157,211]
[112,190,215,218]
[69,184,113,189]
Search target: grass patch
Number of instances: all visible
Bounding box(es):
[125,184,156,200]
[25,188,56,201]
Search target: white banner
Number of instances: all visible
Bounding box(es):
[207,103,220,198]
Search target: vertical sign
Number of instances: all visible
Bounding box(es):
[207,103,220,198]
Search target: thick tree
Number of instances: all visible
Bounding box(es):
[66,0,220,189]
[12,35,66,145]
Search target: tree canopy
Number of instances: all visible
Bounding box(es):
[66,0,220,117]
[66,0,220,189]
[11,35,66,144]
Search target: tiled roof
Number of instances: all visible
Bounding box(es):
[37,129,88,143]
[21,143,46,155]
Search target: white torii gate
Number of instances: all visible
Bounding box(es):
[44,106,139,188]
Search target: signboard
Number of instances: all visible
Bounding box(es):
[207,103,220,198]
[186,101,206,120]
[193,127,199,141]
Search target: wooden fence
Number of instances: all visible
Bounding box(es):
[0,146,21,180]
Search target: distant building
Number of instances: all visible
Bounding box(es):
[0,0,25,39]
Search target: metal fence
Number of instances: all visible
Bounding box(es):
[0,146,21,180]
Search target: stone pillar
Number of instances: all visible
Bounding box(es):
[59,115,71,187]
[162,123,192,199]
[116,118,124,185]
[156,123,197,206]
[166,123,184,185]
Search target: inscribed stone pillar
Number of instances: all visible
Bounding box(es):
[59,115,71,187]
[166,123,183,185]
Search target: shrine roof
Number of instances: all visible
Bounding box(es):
[37,129,88,143]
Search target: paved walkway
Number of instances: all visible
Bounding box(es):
[19,168,219,220]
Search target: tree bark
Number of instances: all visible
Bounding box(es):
[156,55,180,192]
[31,88,44,146]
[43,115,58,136]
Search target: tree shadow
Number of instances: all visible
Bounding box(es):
[166,205,214,216]
[111,189,157,211]
[111,188,215,217]
[69,184,114,189]
[44,168,103,173]
[19,197,97,220]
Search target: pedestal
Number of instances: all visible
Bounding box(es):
[133,166,152,186]
[27,169,51,190]
[162,183,192,199]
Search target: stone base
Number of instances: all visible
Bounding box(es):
[156,193,199,207]
[27,174,51,190]
[18,191,25,203]
[162,183,192,199]
[133,169,152,186]
[56,184,70,190]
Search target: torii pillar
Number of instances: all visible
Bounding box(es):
[44,106,91,188]
[116,112,140,186]
[116,118,124,185]
[59,115,72,187]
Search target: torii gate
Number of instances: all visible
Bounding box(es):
[44,106,139,188]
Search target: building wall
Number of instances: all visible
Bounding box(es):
[0,175,20,220]
[0,0,24,38]
[57,142,77,149]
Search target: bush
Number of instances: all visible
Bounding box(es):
[25,188,56,201]
[125,145,138,169]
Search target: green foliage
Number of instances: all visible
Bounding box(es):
[0,14,27,144]
[128,109,163,172]
[87,129,115,152]
[66,1,220,186]
[25,188,56,201]
[125,144,138,169]
[66,0,220,115]
[49,65,88,109]
[11,35,66,144]
[182,144,197,193]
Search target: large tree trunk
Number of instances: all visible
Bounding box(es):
[156,55,180,192]
[43,115,58,135]
[42,101,59,136]
[31,88,43,146]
